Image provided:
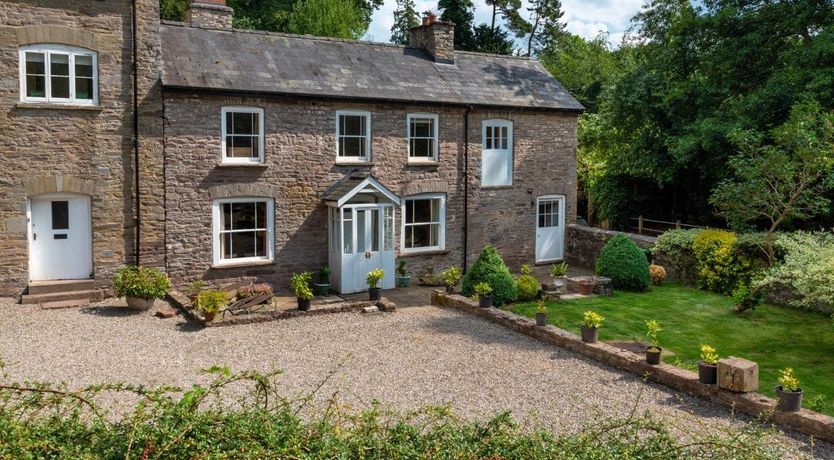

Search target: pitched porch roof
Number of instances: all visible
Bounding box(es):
[323,172,400,207]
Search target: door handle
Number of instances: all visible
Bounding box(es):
[33,233,36,241]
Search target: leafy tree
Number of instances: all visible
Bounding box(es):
[710,100,834,265]
[438,0,476,50]
[524,0,564,56]
[472,24,514,55]
[484,0,529,38]
[287,0,367,39]
[389,0,420,45]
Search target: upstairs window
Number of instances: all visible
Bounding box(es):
[221,107,265,163]
[407,113,439,163]
[19,45,97,105]
[336,110,371,163]
[482,119,513,186]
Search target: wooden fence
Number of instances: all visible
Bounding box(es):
[630,216,703,236]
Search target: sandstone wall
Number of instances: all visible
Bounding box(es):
[565,224,656,269]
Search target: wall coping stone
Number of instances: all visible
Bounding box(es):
[431,290,834,444]
[568,224,657,245]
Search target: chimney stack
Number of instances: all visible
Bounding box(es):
[186,0,233,29]
[410,12,455,64]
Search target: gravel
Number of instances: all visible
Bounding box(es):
[0,297,832,458]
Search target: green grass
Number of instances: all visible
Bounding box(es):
[510,284,834,415]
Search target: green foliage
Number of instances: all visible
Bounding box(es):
[441,267,462,287]
[759,232,834,310]
[290,272,313,300]
[439,0,476,50]
[582,310,604,329]
[473,282,493,297]
[287,0,367,39]
[396,259,407,277]
[516,275,539,301]
[536,299,547,314]
[700,344,718,365]
[196,290,228,315]
[389,0,419,45]
[524,0,564,56]
[778,367,800,393]
[461,246,518,306]
[652,229,701,285]
[319,265,332,284]
[550,262,568,277]
[113,265,171,300]
[691,230,753,295]
[472,24,514,55]
[809,395,830,413]
[594,235,650,291]
[645,319,661,349]
[366,268,385,289]
[185,279,206,297]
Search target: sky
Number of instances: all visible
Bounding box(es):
[365,0,647,47]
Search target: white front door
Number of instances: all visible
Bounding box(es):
[29,194,92,281]
[535,195,565,263]
[338,205,395,293]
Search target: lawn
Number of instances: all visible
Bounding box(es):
[510,284,834,415]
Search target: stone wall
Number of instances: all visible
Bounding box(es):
[0,0,164,296]
[565,224,655,269]
[162,91,578,291]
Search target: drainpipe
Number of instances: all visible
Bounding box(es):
[462,106,472,272]
[132,0,141,266]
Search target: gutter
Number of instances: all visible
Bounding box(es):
[132,0,141,265]
[462,106,472,272]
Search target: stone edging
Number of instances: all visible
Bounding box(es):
[431,290,834,444]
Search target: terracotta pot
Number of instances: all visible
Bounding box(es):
[776,386,803,412]
[698,362,718,384]
[297,297,311,311]
[577,282,595,296]
[535,312,547,326]
[645,346,662,365]
[203,311,215,322]
[126,297,154,311]
[581,326,598,343]
[369,287,382,301]
[479,295,493,308]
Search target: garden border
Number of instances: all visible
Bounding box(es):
[431,290,834,444]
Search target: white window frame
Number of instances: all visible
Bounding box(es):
[18,44,98,106]
[400,193,446,253]
[336,110,371,163]
[211,197,275,266]
[481,119,514,187]
[220,106,265,164]
[406,113,439,163]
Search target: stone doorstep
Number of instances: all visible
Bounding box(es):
[430,290,834,445]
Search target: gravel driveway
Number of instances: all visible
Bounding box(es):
[0,297,831,458]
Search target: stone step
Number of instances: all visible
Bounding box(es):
[27,279,97,295]
[40,298,91,310]
[21,289,102,305]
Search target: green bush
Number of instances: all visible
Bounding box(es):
[759,232,834,310]
[461,246,518,306]
[113,265,171,300]
[652,229,702,286]
[595,235,650,291]
[692,230,754,295]
[196,290,228,314]
[516,265,540,301]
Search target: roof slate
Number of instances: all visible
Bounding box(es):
[159,23,584,111]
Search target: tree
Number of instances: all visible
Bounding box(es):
[438,0,476,50]
[710,100,834,265]
[389,0,419,45]
[484,0,529,38]
[524,0,564,56]
[472,24,514,55]
[287,0,367,39]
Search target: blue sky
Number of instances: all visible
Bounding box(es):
[365,0,646,47]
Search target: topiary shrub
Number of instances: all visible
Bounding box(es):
[461,246,518,306]
[594,235,650,291]
[516,264,539,301]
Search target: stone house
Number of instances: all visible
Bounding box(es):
[0,0,581,301]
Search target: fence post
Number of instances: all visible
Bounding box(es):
[675,220,681,230]
[638,215,644,234]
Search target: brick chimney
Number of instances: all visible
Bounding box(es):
[186,0,233,29]
[409,12,455,64]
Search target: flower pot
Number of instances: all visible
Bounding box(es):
[203,311,215,322]
[396,276,411,288]
[577,281,595,296]
[369,287,382,301]
[297,297,311,311]
[445,285,455,294]
[580,326,598,343]
[313,283,331,296]
[776,386,803,412]
[698,362,718,385]
[645,346,662,365]
[535,312,547,326]
[478,295,493,308]
[552,276,566,292]
[126,296,154,311]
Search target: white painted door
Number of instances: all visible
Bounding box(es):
[29,194,92,281]
[535,196,565,263]
[338,205,395,293]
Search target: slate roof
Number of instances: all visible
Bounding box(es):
[159,22,584,112]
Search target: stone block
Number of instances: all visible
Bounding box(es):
[718,357,758,392]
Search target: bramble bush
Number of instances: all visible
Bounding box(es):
[595,235,650,291]
[461,246,518,306]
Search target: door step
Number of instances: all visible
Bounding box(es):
[21,289,102,305]
[40,299,91,310]
[27,279,97,295]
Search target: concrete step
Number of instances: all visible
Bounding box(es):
[27,279,97,295]
[21,289,102,305]
[40,299,91,310]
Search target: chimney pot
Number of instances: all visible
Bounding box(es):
[186,0,234,29]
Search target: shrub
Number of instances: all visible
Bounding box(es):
[113,265,171,300]
[759,232,834,310]
[290,272,313,300]
[700,344,718,365]
[461,246,518,306]
[645,319,661,350]
[550,262,568,277]
[652,228,702,285]
[778,367,800,392]
[473,282,492,297]
[649,264,667,286]
[441,267,462,288]
[319,266,332,284]
[516,264,539,301]
[366,268,385,289]
[396,259,407,277]
[594,235,650,291]
[196,290,227,315]
[692,229,753,295]
[582,311,604,328]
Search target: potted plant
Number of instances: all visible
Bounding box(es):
[581,310,604,343]
[776,367,803,412]
[550,262,568,291]
[698,344,719,384]
[395,260,411,288]
[535,300,548,326]
[645,319,663,365]
[291,271,313,311]
[185,280,205,305]
[367,268,385,301]
[314,266,332,296]
[474,282,493,308]
[114,265,171,311]
[442,267,462,294]
[196,289,227,322]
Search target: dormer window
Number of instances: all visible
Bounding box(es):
[19,45,97,105]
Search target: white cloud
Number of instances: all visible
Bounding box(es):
[366,0,644,47]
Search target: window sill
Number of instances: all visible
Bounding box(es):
[15,102,102,111]
[398,249,450,257]
[335,161,374,166]
[481,185,514,190]
[211,259,275,269]
[407,160,440,167]
[216,162,268,168]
